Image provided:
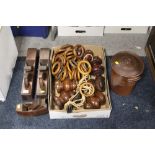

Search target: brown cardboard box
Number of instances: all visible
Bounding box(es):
[48,45,112,119]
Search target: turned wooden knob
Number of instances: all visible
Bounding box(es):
[54,96,64,110]
[84,92,106,109]
[95,76,105,92]
[55,79,77,93]
[55,81,63,93]
[95,91,106,105]
[24,77,30,89]
[54,91,74,110]
[91,64,104,76]
[39,78,46,91]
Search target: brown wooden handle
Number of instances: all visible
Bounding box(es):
[39,78,46,91]
[24,77,30,89]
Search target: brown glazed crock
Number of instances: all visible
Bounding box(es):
[110,51,144,96]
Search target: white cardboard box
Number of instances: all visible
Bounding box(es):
[58,26,104,36]
[0,26,18,102]
[104,26,149,34]
[49,45,112,119]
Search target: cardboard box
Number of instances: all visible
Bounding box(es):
[104,26,148,34]
[58,26,104,36]
[48,45,112,119]
[0,26,18,102]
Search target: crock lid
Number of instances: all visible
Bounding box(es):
[111,52,144,77]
